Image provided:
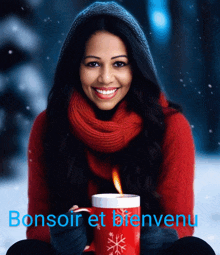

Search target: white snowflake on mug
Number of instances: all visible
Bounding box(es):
[113,209,132,226]
[107,233,126,255]
[136,232,140,241]
[97,223,101,230]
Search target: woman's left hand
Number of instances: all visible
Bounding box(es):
[141,224,178,254]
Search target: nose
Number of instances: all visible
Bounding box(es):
[98,66,114,84]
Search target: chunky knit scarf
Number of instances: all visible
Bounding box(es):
[68,90,143,180]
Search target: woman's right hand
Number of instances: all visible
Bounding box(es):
[50,206,89,255]
[68,205,91,252]
[69,205,79,211]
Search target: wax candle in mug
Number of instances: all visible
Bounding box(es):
[74,193,141,255]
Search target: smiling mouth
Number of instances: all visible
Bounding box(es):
[92,87,119,99]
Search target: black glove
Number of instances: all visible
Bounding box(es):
[140,224,178,255]
[50,211,93,255]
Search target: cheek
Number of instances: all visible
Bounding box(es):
[121,71,133,87]
[80,69,97,87]
[80,72,91,91]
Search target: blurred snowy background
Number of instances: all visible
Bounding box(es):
[0,0,219,254]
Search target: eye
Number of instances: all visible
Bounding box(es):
[86,62,99,67]
[114,61,127,67]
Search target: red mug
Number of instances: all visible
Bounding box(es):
[74,193,140,255]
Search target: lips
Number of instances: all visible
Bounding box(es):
[92,87,119,99]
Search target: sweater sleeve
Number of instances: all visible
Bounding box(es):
[156,112,195,238]
[26,110,51,243]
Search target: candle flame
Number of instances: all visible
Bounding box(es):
[112,168,123,195]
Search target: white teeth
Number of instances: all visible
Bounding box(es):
[96,89,117,95]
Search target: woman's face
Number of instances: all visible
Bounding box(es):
[79,31,133,111]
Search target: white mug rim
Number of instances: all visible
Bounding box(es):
[92,193,140,208]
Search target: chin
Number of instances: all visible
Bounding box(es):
[96,105,115,111]
[94,100,118,110]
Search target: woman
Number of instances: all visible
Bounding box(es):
[7,1,215,255]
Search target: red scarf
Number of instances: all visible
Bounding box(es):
[68,91,143,180]
[68,90,169,181]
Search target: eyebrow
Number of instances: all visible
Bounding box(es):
[83,55,128,60]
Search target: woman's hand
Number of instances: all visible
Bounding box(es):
[69,205,90,251]
[140,224,178,254]
[50,205,89,255]
[69,205,79,211]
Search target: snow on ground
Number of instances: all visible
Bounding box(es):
[0,154,219,254]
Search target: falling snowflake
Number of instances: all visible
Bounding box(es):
[107,233,126,255]
[113,209,132,226]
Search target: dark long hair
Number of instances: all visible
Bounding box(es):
[44,14,181,221]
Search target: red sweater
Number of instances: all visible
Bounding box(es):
[26,110,195,242]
